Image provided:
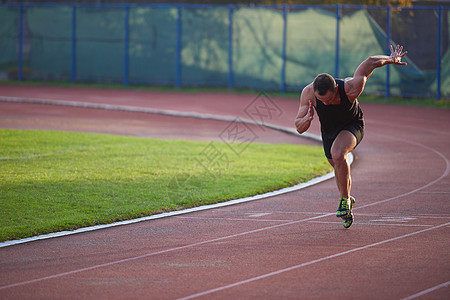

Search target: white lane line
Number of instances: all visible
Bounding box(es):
[178,222,450,300]
[370,217,416,223]
[246,211,333,215]
[0,213,335,291]
[401,280,450,300]
[309,221,433,227]
[247,213,272,218]
[356,213,450,219]
[175,216,293,223]
[366,119,450,137]
[246,211,450,219]
[354,134,450,212]
[420,191,450,194]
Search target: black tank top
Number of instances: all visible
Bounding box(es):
[314,79,363,134]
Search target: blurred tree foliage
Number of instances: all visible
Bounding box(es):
[258,0,414,6]
[1,0,446,6]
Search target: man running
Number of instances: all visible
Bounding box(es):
[295,45,407,228]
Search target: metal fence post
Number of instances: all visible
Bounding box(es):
[385,6,391,99]
[334,4,341,79]
[176,5,182,89]
[123,5,130,86]
[228,5,234,89]
[281,4,287,93]
[71,5,76,83]
[437,6,442,100]
[18,3,24,81]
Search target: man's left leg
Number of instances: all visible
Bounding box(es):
[330,130,357,229]
[330,130,357,200]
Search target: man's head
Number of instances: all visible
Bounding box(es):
[313,73,337,96]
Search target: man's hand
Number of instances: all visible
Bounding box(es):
[295,100,314,134]
[390,44,407,66]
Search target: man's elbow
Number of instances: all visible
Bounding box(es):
[367,55,389,70]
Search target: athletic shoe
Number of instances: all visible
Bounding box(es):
[336,197,351,217]
[342,196,356,229]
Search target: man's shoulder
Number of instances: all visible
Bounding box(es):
[301,83,316,105]
[342,77,358,102]
[301,83,315,97]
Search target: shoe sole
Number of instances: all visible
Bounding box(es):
[336,211,349,217]
[342,197,355,229]
[343,213,354,229]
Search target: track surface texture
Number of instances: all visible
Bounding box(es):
[0,85,449,299]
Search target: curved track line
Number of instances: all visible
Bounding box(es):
[179,222,450,300]
[0,96,319,141]
[0,96,338,248]
[401,280,450,300]
[177,127,450,299]
[354,133,450,211]
[366,119,450,136]
[0,96,448,295]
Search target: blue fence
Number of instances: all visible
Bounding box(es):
[1,3,448,99]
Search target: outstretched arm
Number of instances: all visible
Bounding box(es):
[345,45,407,101]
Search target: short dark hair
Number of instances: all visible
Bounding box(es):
[313,73,336,96]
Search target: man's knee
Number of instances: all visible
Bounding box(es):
[330,149,348,163]
[330,131,356,162]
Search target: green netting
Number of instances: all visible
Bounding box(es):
[388,8,440,97]
[285,8,337,91]
[76,7,125,81]
[439,49,450,96]
[0,7,18,70]
[27,6,72,80]
[181,7,229,86]
[129,7,177,85]
[339,9,386,94]
[233,7,284,89]
[0,4,448,98]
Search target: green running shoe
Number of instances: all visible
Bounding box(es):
[342,196,356,229]
[336,197,351,217]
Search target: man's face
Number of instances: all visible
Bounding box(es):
[314,87,337,105]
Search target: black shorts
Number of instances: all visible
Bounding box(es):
[321,119,364,159]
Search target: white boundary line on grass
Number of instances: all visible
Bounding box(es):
[0,96,347,248]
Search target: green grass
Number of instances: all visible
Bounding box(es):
[0,129,331,242]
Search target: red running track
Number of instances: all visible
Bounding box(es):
[0,85,449,299]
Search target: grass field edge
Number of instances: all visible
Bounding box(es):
[0,97,347,248]
[0,160,341,248]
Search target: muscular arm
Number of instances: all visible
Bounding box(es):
[294,84,315,134]
[345,45,407,101]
